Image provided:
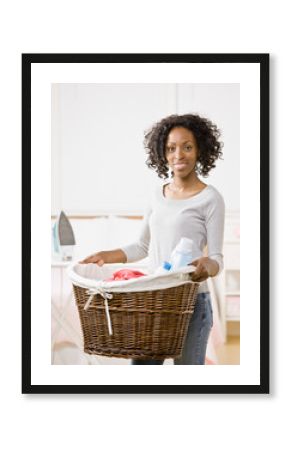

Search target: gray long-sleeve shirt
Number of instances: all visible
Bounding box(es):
[121,184,225,293]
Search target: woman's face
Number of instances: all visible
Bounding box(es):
[165,127,199,177]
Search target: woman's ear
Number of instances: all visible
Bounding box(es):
[194,161,201,174]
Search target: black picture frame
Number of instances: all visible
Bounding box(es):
[22,53,269,394]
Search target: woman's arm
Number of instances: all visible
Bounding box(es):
[80,207,152,265]
[79,248,127,265]
[119,207,151,263]
[190,191,225,282]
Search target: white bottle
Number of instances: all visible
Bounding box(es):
[170,237,194,270]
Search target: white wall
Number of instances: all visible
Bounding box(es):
[51,83,239,215]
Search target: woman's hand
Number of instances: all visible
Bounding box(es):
[79,251,106,265]
[188,257,219,282]
[79,249,127,265]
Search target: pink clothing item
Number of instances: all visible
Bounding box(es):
[105,269,146,282]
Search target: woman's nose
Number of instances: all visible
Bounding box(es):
[174,148,184,159]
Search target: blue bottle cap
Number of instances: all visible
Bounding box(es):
[162,261,172,271]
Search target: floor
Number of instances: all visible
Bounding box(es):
[215,335,240,365]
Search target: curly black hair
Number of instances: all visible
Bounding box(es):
[144,113,223,179]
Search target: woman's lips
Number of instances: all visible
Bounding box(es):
[174,163,188,170]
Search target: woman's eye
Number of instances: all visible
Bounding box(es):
[166,146,192,153]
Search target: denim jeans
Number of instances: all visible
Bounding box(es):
[131,292,213,365]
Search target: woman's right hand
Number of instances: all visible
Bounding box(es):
[79,251,106,265]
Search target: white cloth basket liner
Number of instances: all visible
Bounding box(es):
[67,263,196,293]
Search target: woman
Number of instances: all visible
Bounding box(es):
[80,113,225,365]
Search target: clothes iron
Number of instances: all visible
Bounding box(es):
[52,211,76,261]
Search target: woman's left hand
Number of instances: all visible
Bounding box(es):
[188,257,219,282]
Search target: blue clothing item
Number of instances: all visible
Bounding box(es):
[131,292,213,365]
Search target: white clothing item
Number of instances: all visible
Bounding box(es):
[121,183,225,293]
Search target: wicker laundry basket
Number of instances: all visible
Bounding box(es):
[69,263,199,360]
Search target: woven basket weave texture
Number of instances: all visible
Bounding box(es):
[73,281,199,360]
